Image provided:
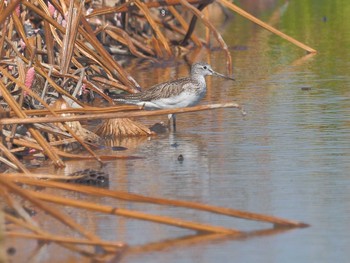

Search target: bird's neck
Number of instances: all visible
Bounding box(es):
[191,74,207,87]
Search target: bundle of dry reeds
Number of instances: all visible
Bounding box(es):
[0,1,315,260]
[0,0,315,171]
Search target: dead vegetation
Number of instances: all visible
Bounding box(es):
[0,0,315,261]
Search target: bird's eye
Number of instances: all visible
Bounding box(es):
[203,66,207,69]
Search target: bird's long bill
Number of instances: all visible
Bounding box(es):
[212,71,235,81]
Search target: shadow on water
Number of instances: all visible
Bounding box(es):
[6,0,350,262]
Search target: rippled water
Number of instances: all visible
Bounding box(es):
[10,1,350,262]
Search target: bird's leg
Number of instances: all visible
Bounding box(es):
[168,113,176,131]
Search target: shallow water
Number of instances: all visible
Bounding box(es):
[7,0,350,262]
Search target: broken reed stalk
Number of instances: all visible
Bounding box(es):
[218,0,317,53]
[0,102,242,125]
[24,189,241,235]
[13,178,309,228]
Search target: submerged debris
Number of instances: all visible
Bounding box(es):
[67,169,109,187]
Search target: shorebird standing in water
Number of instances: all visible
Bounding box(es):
[114,62,235,130]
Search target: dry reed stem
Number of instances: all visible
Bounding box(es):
[13,178,309,228]
[104,25,158,61]
[25,189,241,235]
[6,137,141,160]
[0,0,21,26]
[0,43,85,108]
[23,0,139,92]
[6,231,125,248]
[0,142,30,174]
[22,105,140,117]
[133,0,173,57]
[60,0,84,75]
[0,209,5,263]
[4,213,112,258]
[79,17,140,90]
[218,0,317,53]
[0,67,103,164]
[11,8,35,58]
[5,172,86,180]
[43,20,55,64]
[168,6,202,47]
[0,177,120,253]
[0,23,7,57]
[0,102,242,125]
[179,0,232,73]
[0,81,65,168]
[0,156,18,170]
[86,0,203,18]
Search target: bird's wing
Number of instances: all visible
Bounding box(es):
[122,77,191,101]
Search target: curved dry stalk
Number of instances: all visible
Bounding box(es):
[104,25,158,61]
[218,0,317,53]
[133,0,173,57]
[179,0,232,72]
[168,6,202,47]
[0,0,21,26]
[0,102,243,125]
[26,189,241,235]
